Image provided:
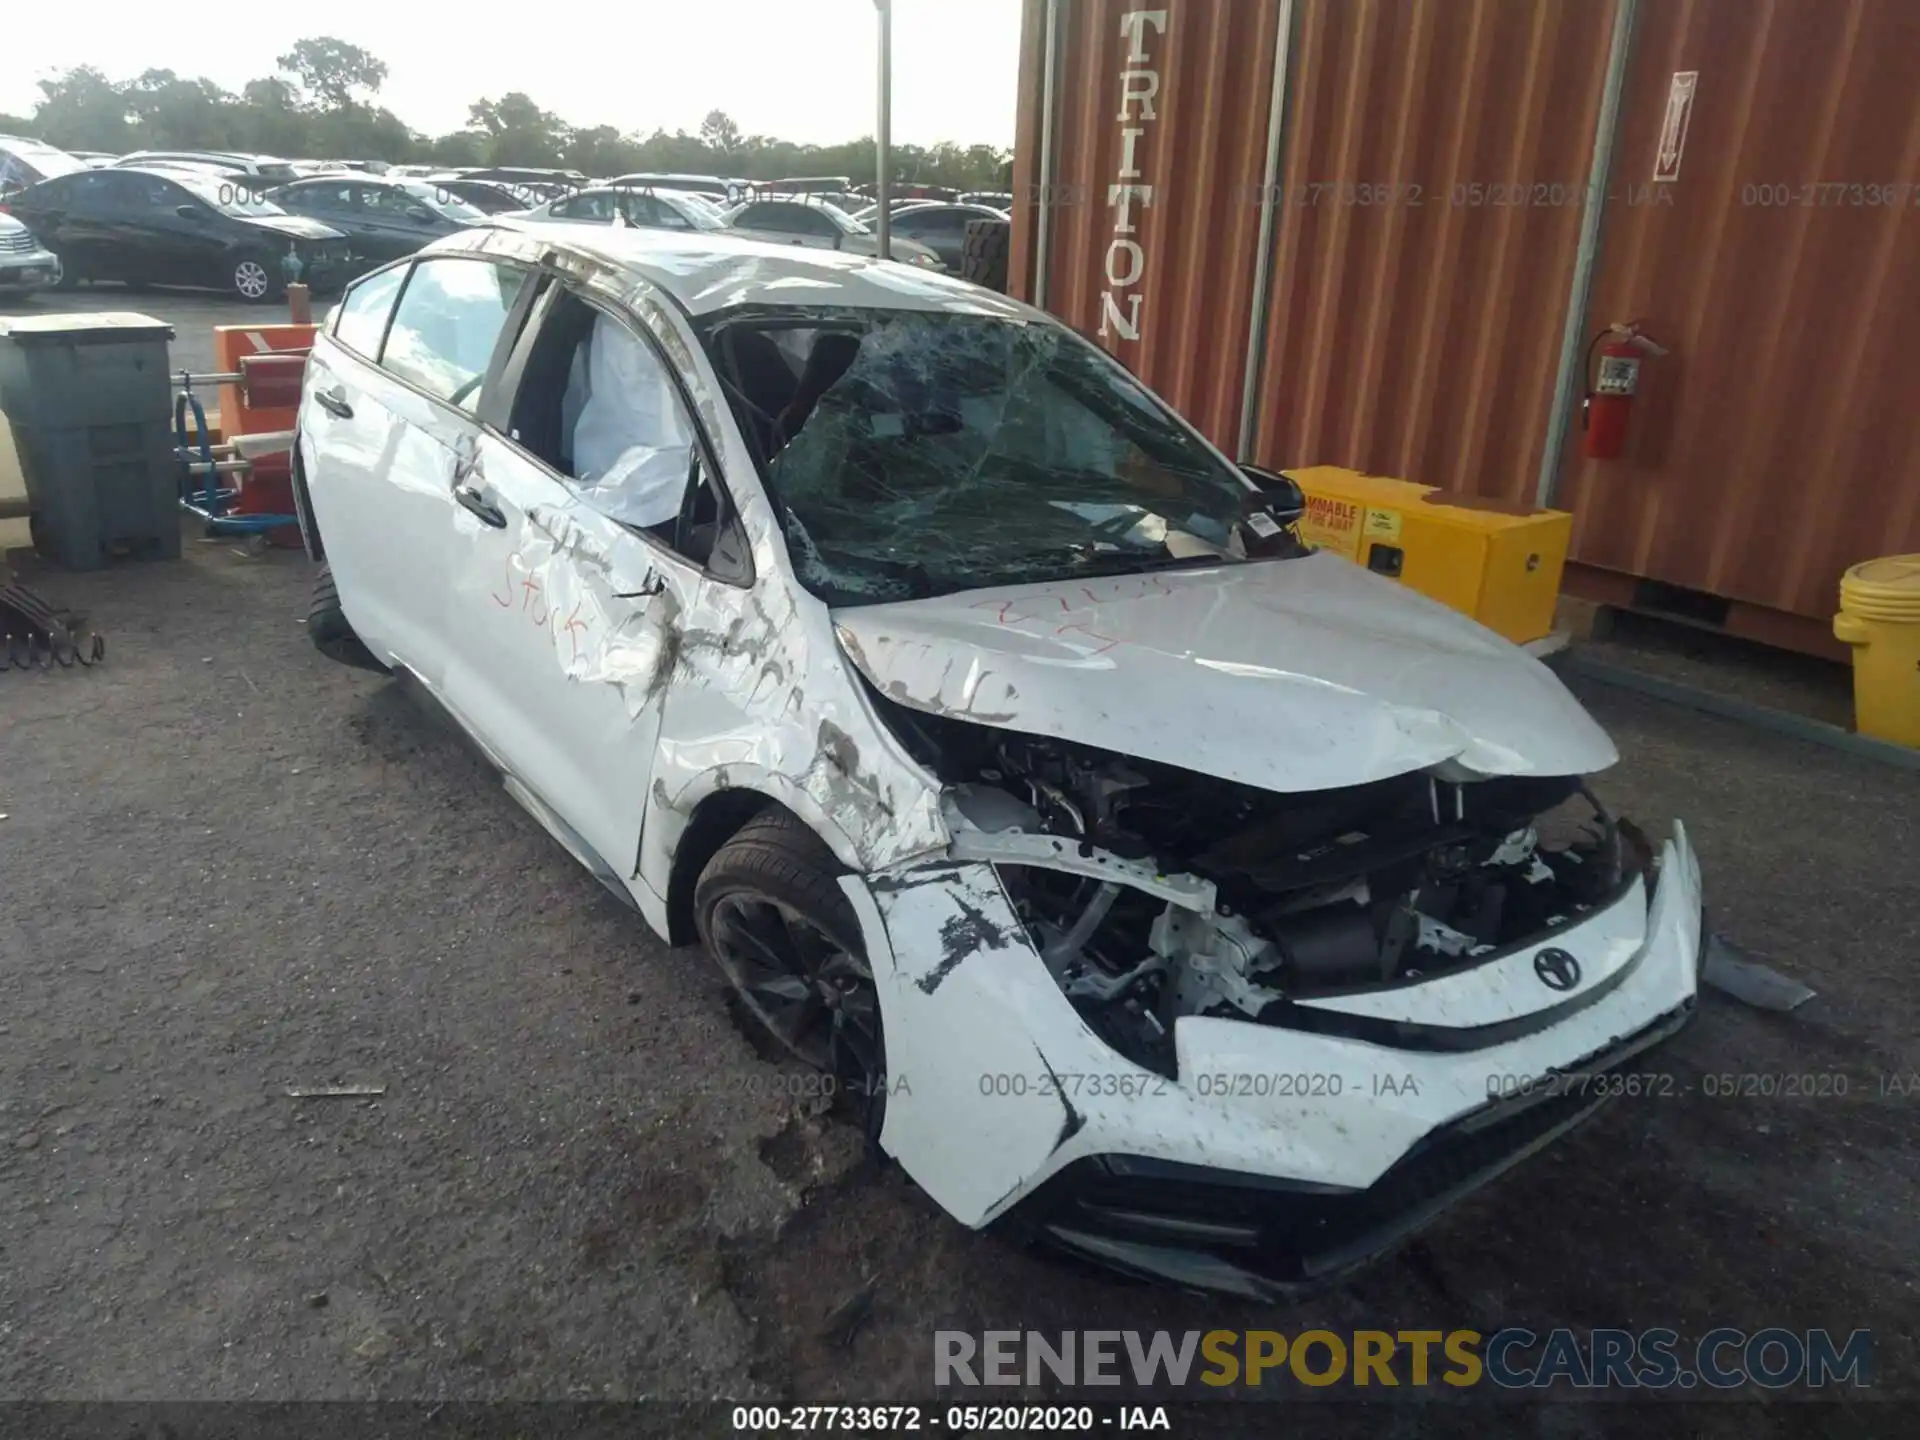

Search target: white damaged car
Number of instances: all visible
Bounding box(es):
[294,224,1703,1298]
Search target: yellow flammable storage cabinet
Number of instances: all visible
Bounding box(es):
[1284,466,1573,645]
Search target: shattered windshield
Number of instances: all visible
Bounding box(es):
[703,308,1267,604]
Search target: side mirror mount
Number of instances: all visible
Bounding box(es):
[1237,464,1310,556]
[1238,463,1306,527]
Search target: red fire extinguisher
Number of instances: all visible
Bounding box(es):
[1582,321,1669,461]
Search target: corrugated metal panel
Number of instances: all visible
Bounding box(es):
[1006,0,1052,303]
[1013,0,1285,445]
[1248,0,1619,503]
[1558,0,1920,622]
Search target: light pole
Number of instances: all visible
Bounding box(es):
[875,0,892,259]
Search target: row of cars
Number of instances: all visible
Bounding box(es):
[0,139,1012,303]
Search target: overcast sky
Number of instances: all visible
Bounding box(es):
[4,0,1023,147]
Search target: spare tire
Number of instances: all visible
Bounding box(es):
[961,217,1011,292]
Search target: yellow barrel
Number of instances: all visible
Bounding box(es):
[1833,555,1920,746]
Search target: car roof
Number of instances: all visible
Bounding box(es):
[431,222,1033,320]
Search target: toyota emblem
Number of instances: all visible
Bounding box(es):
[1534,948,1582,991]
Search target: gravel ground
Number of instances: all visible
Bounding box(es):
[2,534,1916,1429]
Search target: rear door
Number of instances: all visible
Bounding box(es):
[298,254,534,684]
[53,171,141,280]
[441,275,751,888]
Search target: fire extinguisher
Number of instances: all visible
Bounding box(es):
[1582,321,1669,461]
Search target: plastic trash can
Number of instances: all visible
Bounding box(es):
[1832,554,1920,747]
[0,311,178,570]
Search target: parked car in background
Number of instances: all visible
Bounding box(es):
[293,224,1706,1298]
[7,167,349,300]
[509,186,723,234]
[0,212,63,295]
[959,191,1015,209]
[743,175,854,197]
[606,173,739,203]
[115,151,301,183]
[0,136,87,196]
[425,177,541,215]
[267,175,490,266]
[851,201,1008,273]
[721,197,943,268]
[429,173,570,208]
[446,165,586,192]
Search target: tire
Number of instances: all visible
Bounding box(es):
[231,254,277,303]
[694,810,888,1134]
[961,217,1011,292]
[307,562,388,673]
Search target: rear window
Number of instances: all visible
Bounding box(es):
[332,265,408,357]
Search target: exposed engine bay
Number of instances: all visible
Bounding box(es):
[878,698,1652,1076]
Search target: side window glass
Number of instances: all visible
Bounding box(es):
[556,193,613,222]
[508,291,735,569]
[363,186,411,216]
[742,203,792,233]
[91,172,140,209]
[381,258,526,408]
[801,207,839,237]
[332,264,408,357]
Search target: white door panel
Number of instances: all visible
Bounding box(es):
[301,340,453,674]
[443,434,686,882]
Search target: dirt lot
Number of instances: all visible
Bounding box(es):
[2,528,1916,1430]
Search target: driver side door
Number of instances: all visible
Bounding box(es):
[441,274,749,901]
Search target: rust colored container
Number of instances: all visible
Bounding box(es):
[1556,0,1920,638]
[1012,0,1920,654]
[1250,0,1618,504]
[1011,0,1286,445]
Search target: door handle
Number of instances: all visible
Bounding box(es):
[615,571,665,600]
[455,483,507,528]
[313,388,353,419]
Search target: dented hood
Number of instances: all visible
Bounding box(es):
[832,551,1617,792]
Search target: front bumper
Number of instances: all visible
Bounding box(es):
[845,823,1705,1270]
[1010,1002,1694,1299]
[0,251,62,289]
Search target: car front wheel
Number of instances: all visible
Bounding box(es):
[231,255,276,302]
[694,809,888,1135]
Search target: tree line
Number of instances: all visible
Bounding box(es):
[1,37,1013,189]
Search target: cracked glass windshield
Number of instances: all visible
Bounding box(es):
[705,308,1268,604]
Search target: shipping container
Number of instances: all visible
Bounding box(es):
[1011,0,1920,657]
[1555,0,1920,654]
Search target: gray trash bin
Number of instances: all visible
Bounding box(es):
[0,311,178,570]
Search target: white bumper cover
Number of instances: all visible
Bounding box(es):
[845,823,1702,1230]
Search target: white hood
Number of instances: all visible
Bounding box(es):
[832,551,1616,793]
